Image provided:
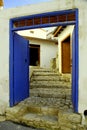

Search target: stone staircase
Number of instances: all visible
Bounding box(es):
[30,68,72,112]
[6,68,82,130]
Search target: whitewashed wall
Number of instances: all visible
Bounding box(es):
[17,30,57,68]
[75,0,87,114]
[0,0,87,114]
[0,17,9,114]
[28,38,57,68]
[17,29,47,39]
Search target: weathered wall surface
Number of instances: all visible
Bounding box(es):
[0,0,87,114]
[74,0,87,114]
[28,38,57,68]
[0,17,9,114]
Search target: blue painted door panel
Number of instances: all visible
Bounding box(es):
[13,32,29,105]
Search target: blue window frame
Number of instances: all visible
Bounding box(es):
[9,9,79,112]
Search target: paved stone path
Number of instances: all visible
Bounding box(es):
[0,121,44,130]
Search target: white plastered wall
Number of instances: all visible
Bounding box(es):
[0,18,9,114]
[17,29,47,39]
[0,0,87,114]
[28,39,57,68]
[74,0,87,114]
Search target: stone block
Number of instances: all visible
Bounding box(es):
[60,123,77,130]
[60,126,72,130]
[0,116,6,122]
[6,113,21,123]
[77,124,86,130]
[41,107,58,116]
[58,111,82,128]
[6,105,28,117]
[28,106,41,114]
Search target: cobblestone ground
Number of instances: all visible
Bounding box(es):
[0,121,44,130]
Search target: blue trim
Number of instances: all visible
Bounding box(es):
[12,21,76,31]
[9,9,79,112]
[71,9,78,112]
[9,20,14,107]
[75,9,79,112]
[11,9,76,31]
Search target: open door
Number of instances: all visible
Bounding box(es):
[12,32,29,106]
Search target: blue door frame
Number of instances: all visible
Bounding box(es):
[9,9,79,112]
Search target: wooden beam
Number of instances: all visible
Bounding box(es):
[53,26,63,37]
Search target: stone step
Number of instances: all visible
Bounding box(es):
[6,103,58,129]
[6,102,58,119]
[32,68,56,72]
[6,96,75,130]
[6,111,82,130]
[33,71,61,75]
[21,113,58,130]
[27,106,58,117]
[30,88,71,99]
[33,70,71,77]
[33,71,71,78]
[26,97,72,111]
[6,100,82,130]
[30,80,71,85]
[24,97,73,112]
[6,68,82,130]
[30,83,71,89]
[31,75,71,82]
[6,112,58,130]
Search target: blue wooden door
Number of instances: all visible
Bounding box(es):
[13,32,29,105]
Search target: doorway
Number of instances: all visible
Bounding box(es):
[9,9,78,112]
[30,44,40,66]
[61,36,71,73]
